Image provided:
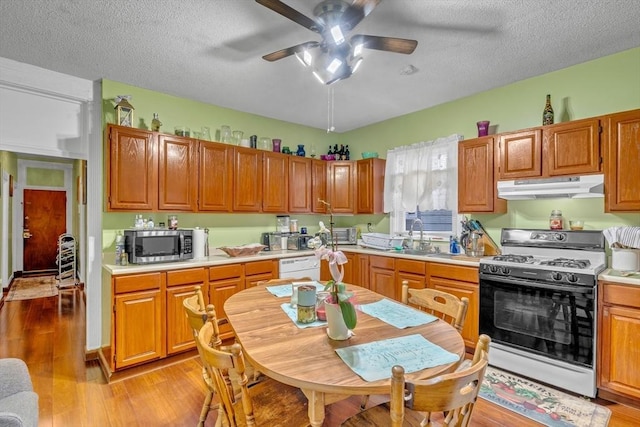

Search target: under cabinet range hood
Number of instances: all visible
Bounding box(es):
[497,174,604,200]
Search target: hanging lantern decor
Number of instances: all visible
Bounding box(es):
[114,95,134,127]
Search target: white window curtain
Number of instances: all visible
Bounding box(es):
[383,134,462,233]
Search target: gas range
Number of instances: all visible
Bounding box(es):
[480,229,606,287]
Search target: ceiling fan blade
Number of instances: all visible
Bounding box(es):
[342,0,381,31]
[351,35,418,54]
[255,0,322,33]
[262,41,320,62]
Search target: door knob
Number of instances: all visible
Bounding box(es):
[23,231,32,239]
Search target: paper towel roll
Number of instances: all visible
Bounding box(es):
[193,228,206,259]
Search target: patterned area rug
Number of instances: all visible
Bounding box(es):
[479,366,611,427]
[5,275,58,301]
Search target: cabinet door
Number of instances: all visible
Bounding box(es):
[263,152,288,212]
[198,141,233,212]
[114,289,164,368]
[396,258,427,290]
[356,254,369,288]
[370,266,396,300]
[311,159,327,213]
[599,304,640,399]
[604,109,640,212]
[544,118,601,176]
[158,134,198,211]
[107,125,157,211]
[342,252,357,285]
[166,268,207,355]
[356,158,385,214]
[209,277,244,341]
[233,147,263,212]
[288,156,312,213]
[429,277,478,350]
[458,137,506,213]
[498,129,542,179]
[327,161,356,213]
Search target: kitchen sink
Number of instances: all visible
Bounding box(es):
[397,249,454,259]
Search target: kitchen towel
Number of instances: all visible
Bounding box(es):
[192,228,206,259]
[603,226,640,249]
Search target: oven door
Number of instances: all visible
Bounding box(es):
[479,273,595,368]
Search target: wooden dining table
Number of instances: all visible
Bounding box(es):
[224,284,466,427]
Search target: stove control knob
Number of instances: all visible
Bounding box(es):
[567,273,579,283]
[489,265,499,273]
[554,233,566,241]
[551,272,563,281]
[501,267,511,275]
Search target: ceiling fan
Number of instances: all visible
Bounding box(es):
[255,0,418,84]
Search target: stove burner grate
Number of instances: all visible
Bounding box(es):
[491,254,535,263]
[539,258,591,269]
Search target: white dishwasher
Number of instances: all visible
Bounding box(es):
[279,255,321,281]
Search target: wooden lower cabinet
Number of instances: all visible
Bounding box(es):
[209,264,244,341]
[369,255,396,300]
[357,254,370,288]
[165,268,207,355]
[426,262,479,351]
[598,281,640,403]
[396,259,427,292]
[245,259,278,287]
[112,272,165,370]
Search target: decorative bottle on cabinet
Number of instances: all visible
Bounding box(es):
[151,113,162,132]
[542,94,554,125]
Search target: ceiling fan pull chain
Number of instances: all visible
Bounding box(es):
[327,86,335,133]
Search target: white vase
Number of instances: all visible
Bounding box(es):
[325,302,352,340]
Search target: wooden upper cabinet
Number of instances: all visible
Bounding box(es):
[233,147,263,212]
[458,137,506,213]
[107,124,158,211]
[357,158,385,214]
[198,141,233,212]
[311,159,327,213]
[327,161,356,213]
[288,156,312,213]
[498,129,542,179]
[157,135,197,211]
[262,152,288,213]
[603,109,640,212]
[544,118,601,176]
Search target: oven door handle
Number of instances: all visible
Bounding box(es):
[480,274,591,293]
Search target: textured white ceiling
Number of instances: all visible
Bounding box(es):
[1,0,639,132]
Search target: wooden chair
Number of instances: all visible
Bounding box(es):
[197,305,310,427]
[401,281,469,333]
[342,334,491,427]
[183,286,224,427]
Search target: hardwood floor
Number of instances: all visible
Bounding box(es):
[1,289,639,426]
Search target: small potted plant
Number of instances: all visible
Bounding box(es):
[315,200,357,339]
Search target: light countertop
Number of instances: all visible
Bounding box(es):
[103,245,482,276]
[599,268,640,286]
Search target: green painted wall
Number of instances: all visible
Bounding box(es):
[100,47,640,252]
[0,151,18,286]
[26,167,64,187]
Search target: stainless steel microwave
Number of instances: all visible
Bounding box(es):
[332,227,357,245]
[124,229,193,264]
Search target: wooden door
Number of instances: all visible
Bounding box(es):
[311,159,327,213]
[498,129,542,179]
[288,156,312,213]
[23,189,66,272]
[198,141,233,212]
[114,289,164,368]
[158,135,197,211]
[107,124,157,211]
[262,152,288,212]
[327,161,356,214]
[544,118,601,176]
[604,109,640,212]
[233,147,262,212]
[458,137,506,213]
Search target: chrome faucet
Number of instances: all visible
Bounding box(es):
[409,218,424,250]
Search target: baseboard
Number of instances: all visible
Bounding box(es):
[597,388,640,409]
[85,348,100,362]
[97,346,198,383]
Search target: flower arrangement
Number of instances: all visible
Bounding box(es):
[315,199,357,331]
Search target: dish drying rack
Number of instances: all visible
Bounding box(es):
[57,233,78,288]
[360,233,405,250]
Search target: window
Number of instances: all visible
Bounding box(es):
[384,134,461,238]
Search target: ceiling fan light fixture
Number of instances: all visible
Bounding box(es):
[330,24,345,45]
[353,42,364,56]
[312,70,326,84]
[351,56,364,73]
[295,50,313,67]
[327,57,343,74]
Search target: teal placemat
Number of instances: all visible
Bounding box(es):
[266,281,325,297]
[359,298,438,328]
[335,334,459,382]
